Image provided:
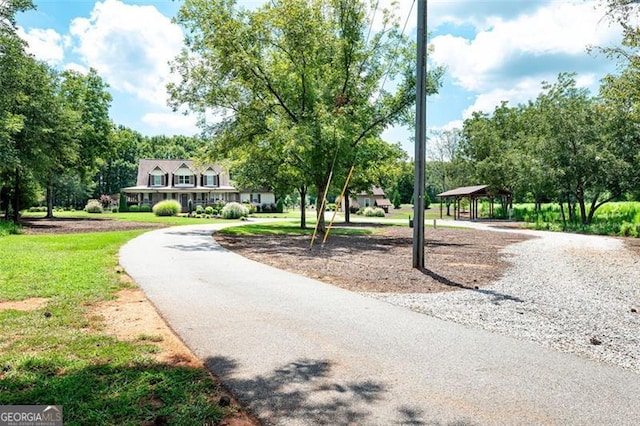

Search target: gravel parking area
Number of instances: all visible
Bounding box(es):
[366,229,640,373]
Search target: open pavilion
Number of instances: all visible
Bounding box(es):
[437,185,512,221]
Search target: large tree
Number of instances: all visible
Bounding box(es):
[169,0,443,229]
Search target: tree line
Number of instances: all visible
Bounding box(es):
[423,1,640,226]
[1,1,208,220]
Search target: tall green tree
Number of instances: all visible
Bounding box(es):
[169,0,443,229]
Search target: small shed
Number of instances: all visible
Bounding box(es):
[437,185,512,220]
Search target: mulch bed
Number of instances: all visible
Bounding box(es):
[215,225,534,293]
[19,217,164,234]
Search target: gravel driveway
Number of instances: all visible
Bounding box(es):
[367,229,640,373]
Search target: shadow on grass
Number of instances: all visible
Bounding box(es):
[0,361,228,425]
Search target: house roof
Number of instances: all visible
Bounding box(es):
[135,159,224,186]
[437,185,512,197]
[355,186,386,197]
[375,198,392,207]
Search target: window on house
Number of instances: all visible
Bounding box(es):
[152,175,162,186]
[178,175,192,185]
[204,174,218,186]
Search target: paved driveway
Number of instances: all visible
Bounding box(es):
[119,222,640,425]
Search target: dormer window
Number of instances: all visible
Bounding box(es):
[203,174,218,187]
[149,166,166,187]
[201,167,219,187]
[173,163,195,187]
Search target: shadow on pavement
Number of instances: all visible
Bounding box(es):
[205,356,416,425]
[167,242,226,252]
[205,356,480,425]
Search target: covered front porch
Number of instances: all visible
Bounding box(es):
[124,189,241,212]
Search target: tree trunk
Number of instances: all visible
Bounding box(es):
[299,186,307,229]
[559,199,566,230]
[344,192,351,223]
[586,193,602,225]
[577,187,587,225]
[46,180,54,218]
[315,183,326,233]
[11,168,20,223]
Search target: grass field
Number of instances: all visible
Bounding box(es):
[507,201,640,237]
[218,220,373,236]
[0,230,233,425]
[20,209,302,224]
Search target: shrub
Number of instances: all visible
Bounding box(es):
[222,202,249,219]
[99,194,112,208]
[0,220,21,237]
[620,222,639,237]
[326,203,336,212]
[276,199,284,213]
[27,206,46,212]
[205,206,214,215]
[153,200,181,216]
[245,203,256,214]
[363,207,385,217]
[129,205,139,212]
[119,192,128,212]
[140,204,152,213]
[392,190,401,209]
[85,199,103,214]
[195,204,204,214]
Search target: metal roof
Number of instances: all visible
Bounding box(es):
[437,185,489,197]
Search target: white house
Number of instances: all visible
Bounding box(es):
[123,159,275,212]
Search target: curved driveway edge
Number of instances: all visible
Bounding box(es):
[119,222,640,425]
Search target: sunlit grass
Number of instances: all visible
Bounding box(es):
[218,220,372,236]
[0,230,233,424]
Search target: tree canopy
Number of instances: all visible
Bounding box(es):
[169,0,443,228]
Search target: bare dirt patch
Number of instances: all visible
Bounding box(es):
[215,225,534,293]
[625,238,640,257]
[91,285,258,426]
[92,287,202,368]
[0,298,49,311]
[19,217,164,234]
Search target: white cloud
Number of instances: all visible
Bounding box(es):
[17,27,64,65]
[64,62,88,74]
[68,0,184,106]
[430,120,464,132]
[142,112,199,135]
[461,78,542,118]
[431,2,620,92]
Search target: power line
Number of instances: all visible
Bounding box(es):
[378,0,416,96]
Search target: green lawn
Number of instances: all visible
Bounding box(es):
[0,231,233,425]
[217,220,372,236]
[21,209,306,224]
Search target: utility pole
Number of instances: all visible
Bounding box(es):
[413,0,427,269]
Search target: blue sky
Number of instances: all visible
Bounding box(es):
[16,1,623,156]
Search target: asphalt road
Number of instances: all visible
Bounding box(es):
[119,222,640,425]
